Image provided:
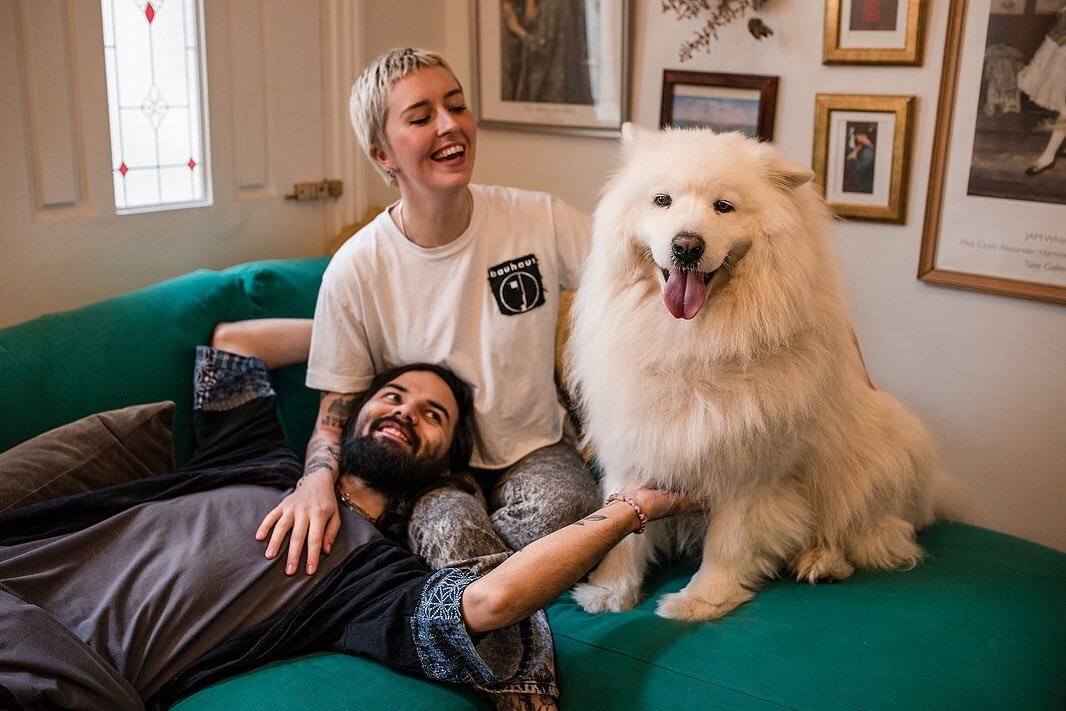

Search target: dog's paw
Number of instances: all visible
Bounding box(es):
[655,589,749,622]
[792,547,855,584]
[572,582,640,614]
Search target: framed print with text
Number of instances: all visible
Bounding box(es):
[918,0,1066,304]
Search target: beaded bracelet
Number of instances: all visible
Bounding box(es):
[605,492,648,534]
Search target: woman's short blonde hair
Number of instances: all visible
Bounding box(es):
[350,48,460,186]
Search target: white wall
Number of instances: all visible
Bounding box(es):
[377,0,1063,551]
[3,1,1061,551]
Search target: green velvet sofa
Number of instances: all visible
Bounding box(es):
[1,257,1064,710]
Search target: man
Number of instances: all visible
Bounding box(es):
[0,334,692,710]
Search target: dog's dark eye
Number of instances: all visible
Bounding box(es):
[714,200,734,214]
[653,194,672,208]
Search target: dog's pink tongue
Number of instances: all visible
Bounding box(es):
[663,268,707,320]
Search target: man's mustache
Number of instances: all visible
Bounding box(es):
[370,415,420,451]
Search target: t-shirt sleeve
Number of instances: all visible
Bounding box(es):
[305,256,376,395]
[549,197,592,290]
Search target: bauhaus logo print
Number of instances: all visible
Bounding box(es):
[487,254,545,315]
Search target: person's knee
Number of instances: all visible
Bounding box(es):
[412,479,486,517]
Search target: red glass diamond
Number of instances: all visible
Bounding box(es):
[118,162,128,177]
[145,3,155,23]
[188,158,196,170]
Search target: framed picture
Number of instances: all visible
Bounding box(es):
[659,70,779,141]
[823,0,925,65]
[812,93,915,223]
[473,0,629,135]
[918,0,1066,304]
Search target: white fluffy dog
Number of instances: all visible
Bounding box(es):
[566,124,961,622]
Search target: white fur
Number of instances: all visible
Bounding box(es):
[567,125,963,621]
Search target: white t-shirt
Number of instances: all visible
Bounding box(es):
[307,184,591,469]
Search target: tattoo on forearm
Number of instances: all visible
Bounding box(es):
[321,415,345,428]
[320,394,357,430]
[303,439,339,477]
[305,456,335,474]
[573,514,608,527]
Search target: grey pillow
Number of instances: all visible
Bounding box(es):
[0,401,175,512]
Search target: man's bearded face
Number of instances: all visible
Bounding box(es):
[344,418,447,494]
[342,370,459,493]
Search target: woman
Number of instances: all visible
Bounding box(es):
[247,49,598,703]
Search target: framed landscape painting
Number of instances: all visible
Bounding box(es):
[659,70,778,141]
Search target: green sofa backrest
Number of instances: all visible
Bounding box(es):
[0,257,330,463]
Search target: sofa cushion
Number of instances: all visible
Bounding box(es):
[545,523,1066,709]
[229,256,329,320]
[173,522,1066,710]
[0,401,175,512]
[171,653,483,710]
[224,257,330,457]
[0,269,254,464]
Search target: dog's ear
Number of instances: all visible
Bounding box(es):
[621,121,646,147]
[766,156,814,191]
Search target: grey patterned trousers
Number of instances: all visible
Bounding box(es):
[406,441,600,705]
[407,441,600,573]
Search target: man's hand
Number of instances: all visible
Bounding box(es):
[256,469,341,575]
[257,390,354,575]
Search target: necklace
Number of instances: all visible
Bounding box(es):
[396,189,473,245]
[335,483,379,524]
[397,201,410,239]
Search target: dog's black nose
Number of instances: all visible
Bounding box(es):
[671,232,705,268]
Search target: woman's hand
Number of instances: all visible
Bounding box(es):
[622,486,705,522]
[256,469,341,575]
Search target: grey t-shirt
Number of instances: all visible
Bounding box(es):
[0,484,377,698]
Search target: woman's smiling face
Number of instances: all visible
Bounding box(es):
[372,65,477,193]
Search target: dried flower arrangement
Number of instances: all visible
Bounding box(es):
[661,0,774,62]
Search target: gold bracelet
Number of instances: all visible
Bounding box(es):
[605,492,647,534]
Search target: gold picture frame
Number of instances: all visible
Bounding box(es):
[813,93,914,223]
[823,0,925,65]
[917,0,1066,305]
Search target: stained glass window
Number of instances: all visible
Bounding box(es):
[102,0,210,213]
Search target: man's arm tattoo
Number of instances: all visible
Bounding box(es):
[302,438,340,478]
[321,394,358,429]
[572,514,608,527]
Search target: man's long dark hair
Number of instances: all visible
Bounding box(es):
[338,362,480,541]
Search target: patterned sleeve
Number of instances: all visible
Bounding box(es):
[412,568,558,699]
[193,346,274,412]
[189,346,290,464]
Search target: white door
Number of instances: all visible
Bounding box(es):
[0,0,359,328]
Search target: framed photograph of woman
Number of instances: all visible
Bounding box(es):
[918,0,1066,304]
[813,94,915,223]
[474,0,630,135]
[659,70,779,141]
[823,0,925,65]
